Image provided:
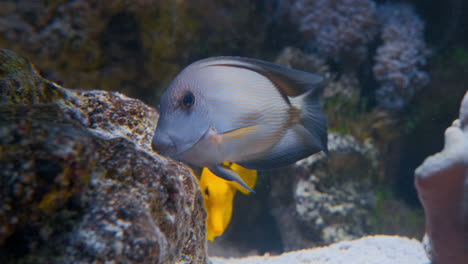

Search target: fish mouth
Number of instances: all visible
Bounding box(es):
[171,127,212,159]
[152,131,177,156]
[171,127,215,166]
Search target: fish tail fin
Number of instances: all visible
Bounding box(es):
[239,91,327,170]
[294,89,328,154]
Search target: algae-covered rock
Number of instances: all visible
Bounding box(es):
[269,133,379,251]
[0,0,270,104]
[207,132,382,257]
[0,49,208,263]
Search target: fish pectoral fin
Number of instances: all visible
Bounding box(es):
[229,163,258,195]
[219,125,260,142]
[239,126,325,170]
[209,165,255,194]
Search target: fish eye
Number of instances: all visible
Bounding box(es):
[181,91,195,109]
[204,187,209,196]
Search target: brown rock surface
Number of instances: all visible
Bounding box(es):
[0,0,269,103]
[269,133,379,251]
[0,49,208,263]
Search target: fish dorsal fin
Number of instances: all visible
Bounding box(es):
[194,56,323,98]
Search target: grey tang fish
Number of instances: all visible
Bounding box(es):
[152,57,327,192]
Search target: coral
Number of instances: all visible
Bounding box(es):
[275,47,361,100]
[415,91,468,264]
[275,47,330,78]
[287,1,431,110]
[373,4,430,110]
[269,133,379,250]
[289,0,378,60]
[0,49,208,263]
[274,47,396,143]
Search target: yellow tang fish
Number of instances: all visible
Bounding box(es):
[199,162,257,241]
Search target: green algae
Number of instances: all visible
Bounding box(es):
[0,50,68,104]
[370,188,424,239]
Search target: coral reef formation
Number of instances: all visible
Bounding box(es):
[0,49,208,263]
[415,91,468,264]
[289,0,378,60]
[275,47,329,79]
[373,4,430,110]
[287,0,430,109]
[269,133,379,251]
[0,0,464,261]
[211,235,428,264]
[207,132,382,258]
[275,47,361,100]
[0,0,269,103]
[0,0,432,110]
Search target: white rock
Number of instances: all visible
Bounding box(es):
[210,235,428,264]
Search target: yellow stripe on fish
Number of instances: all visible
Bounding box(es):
[199,162,257,241]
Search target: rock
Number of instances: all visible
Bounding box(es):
[208,133,380,257]
[269,133,379,251]
[207,133,384,257]
[0,0,271,103]
[210,235,429,264]
[0,49,208,263]
[415,91,468,264]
